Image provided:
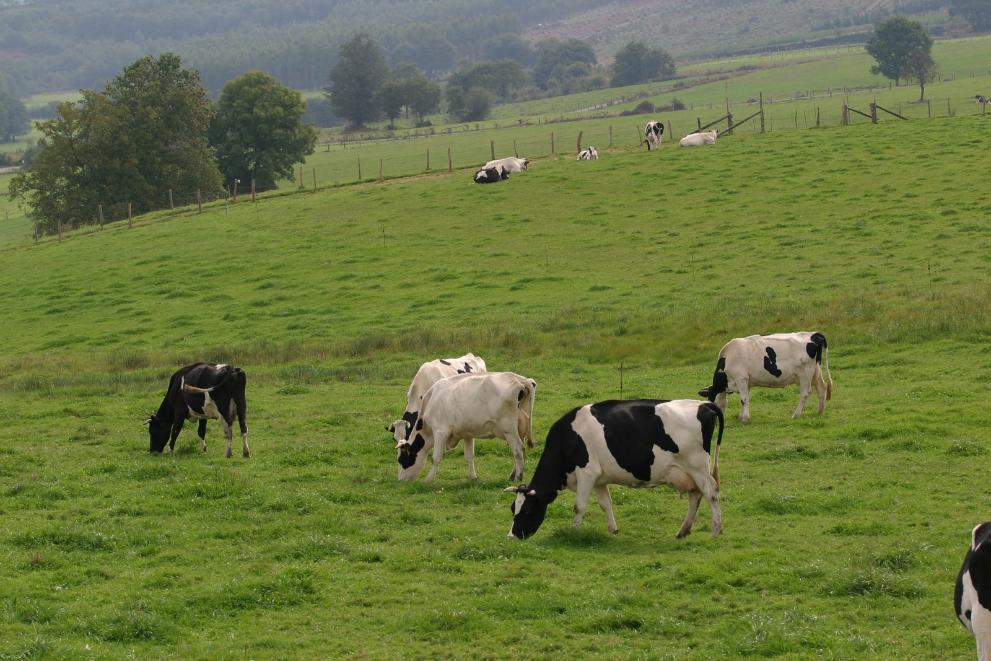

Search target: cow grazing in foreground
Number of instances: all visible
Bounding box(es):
[578,146,598,160]
[956,523,991,660]
[644,120,664,150]
[483,156,529,173]
[505,399,723,540]
[147,363,249,457]
[474,166,508,184]
[388,353,488,443]
[698,332,832,422]
[679,130,718,147]
[396,371,536,483]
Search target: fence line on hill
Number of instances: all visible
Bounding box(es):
[8,92,985,247]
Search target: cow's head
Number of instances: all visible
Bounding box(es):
[519,158,529,171]
[147,414,170,453]
[396,419,429,481]
[386,419,411,444]
[698,370,729,404]
[504,484,552,539]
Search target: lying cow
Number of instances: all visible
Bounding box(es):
[505,399,723,540]
[956,522,991,660]
[474,166,508,184]
[396,371,536,483]
[644,120,664,150]
[483,156,528,173]
[578,146,598,160]
[977,95,989,105]
[679,130,718,147]
[698,332,833,422]
[388,353,488,443]
[147,363,249,457]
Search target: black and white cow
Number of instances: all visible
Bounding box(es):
[474,166,508,184]
[698,332,833,422]
[956,522,991,660]
[578,146,598,160]
[396,371,536,482]
[147,363,249,457]
[505,399,723,540]
[388,353,488,443]
[977,95,989,105]
[644,120,664,150]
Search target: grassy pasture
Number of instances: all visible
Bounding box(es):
[1,114,990,657]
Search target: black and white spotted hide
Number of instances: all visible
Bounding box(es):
[957,522,991,660]
[474,166,508,184]
[644,120,664,150]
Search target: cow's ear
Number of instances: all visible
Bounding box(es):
[386,425,393,433]
[697,389,709,397]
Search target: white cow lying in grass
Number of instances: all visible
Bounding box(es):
[680,130,718,147]
[578,146,598,160]
[483,156,528,173]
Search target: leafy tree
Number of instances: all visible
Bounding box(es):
[448,60,527,101]
[866,17,934,89]
[408,78,441,123]
[377,80,406,129]
[0,87,29,142]
[461,87,493,121]
[950,0,991,32]
[328,33,388,128]
[610,41,676,87]
[210,70,317,191]
[906,48,936,101]
[445,85,466,120]
[390,35,457,77]
[9,54,221,235]
[533,39,596,90]
[481,34,535,65]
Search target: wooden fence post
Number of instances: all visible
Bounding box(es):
[727,112,734,132]
[379,159,383,180]
[490,140,495,161]
[927,99,932,118]
[550,131,555,154]
[168,189,174,209]
[197,190,202,213]
[760,92,766,133]
[98,204,104,228]
[870,102,877,124]
[513,140,518,157]
[666,120,672,139]
[127,203,132,229]
[312,169,316,191]
[358,157,362,180]
[947,98,951,116]
[697,117,702,131]
[609,125,613,147]
[447,147,452,172]
[426,148,430,171]
[251,178,256,202]
[816,107,821,127]
[576,130,583,153]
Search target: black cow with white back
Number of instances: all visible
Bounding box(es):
[506,399,724,540]
[956,522,991,659]
[147,363,249,457]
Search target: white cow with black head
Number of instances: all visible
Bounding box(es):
[957,522,991,660]
[505,399,724,540]
[396,371,536,483]
[388,353,487,443]
[698,332,833,422]
[644,121,664,150]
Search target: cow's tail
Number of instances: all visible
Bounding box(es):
[517,378,537,448]
[824,344,833,401]
[813,332,833,401]
[706,402,724,488]
[181,365,236,395]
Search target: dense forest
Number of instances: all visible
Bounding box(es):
[0,0,609,94]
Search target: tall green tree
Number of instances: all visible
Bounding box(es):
[328,33,388,128]
[377,80,406,129]
[408,78,441,123]
[0,87,29,142]
[610,41,675,87]
[8,53,221,235]
[865,17,934,89]
[448,60,527,101]
[210,70,317,191]
[950,0,991,32]
[533,39,597,90]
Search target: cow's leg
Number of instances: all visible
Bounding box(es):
[220,414,234,458]
[793,374,812,419]
[168,418,185,453]
[594,485,618,534]
[424,431,448,482]
[505,432,525,483]
[463,437,477,480]
[572,477,595,529]
[736,380,751,422]
[197,419,207,452]
[813,367,828,414]
[695,472,722,537]
[975,606,991,661]
[235,386,249,457]
[676,490,703,538]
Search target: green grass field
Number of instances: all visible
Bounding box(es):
[1,109,990,658]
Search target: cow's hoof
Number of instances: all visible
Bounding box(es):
[225,450,233,458]
[676,530,690,539]
[609,528,619,535]
[243,450,251,458]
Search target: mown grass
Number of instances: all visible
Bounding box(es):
[0,111,989,657]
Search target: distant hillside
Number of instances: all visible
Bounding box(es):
[0,0,956,95]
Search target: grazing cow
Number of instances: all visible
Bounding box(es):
[147,363,249,457]
[483,157,529,173]
[505,399,724,540]
[474,166,508,184]
[977,95,989,105]
[957,523,991,660]
[644,120,664,150]
[396,371,536,482]
[578,146,598,160]
[679,130,718,147]
[388,353,488,443]
[698,332,833,422]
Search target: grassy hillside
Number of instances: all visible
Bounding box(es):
[1,113,990,657]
